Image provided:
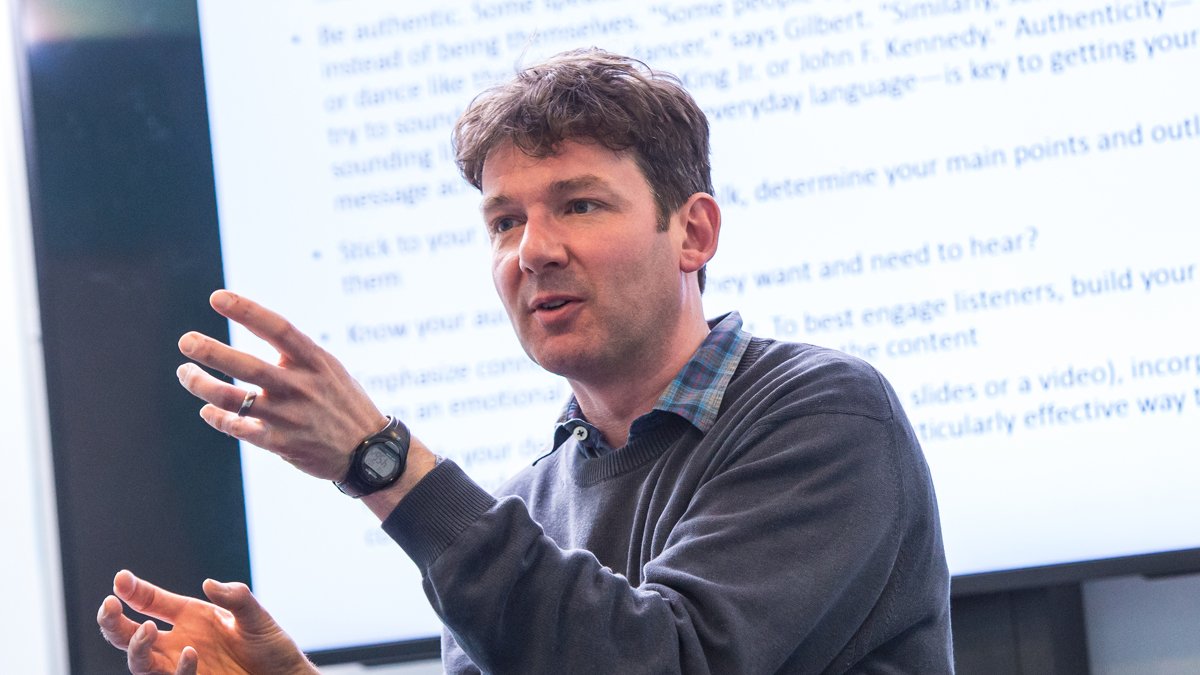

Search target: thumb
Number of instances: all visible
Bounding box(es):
[201,579,279,635]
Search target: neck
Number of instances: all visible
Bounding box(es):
[569,308,710,448]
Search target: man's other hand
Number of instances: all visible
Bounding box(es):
[97,570,317,675]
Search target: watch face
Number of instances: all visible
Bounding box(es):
[362,442,399,482]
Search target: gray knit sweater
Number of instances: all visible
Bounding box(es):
[383,338,953,673]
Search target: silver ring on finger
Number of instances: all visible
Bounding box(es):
[237,390,258,417]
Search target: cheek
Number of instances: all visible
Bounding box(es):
[491,253,519,305]
[613,239,674,284]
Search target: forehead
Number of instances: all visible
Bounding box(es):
[479,140,645,194]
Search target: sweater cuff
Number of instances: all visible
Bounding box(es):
[380,459,497,570]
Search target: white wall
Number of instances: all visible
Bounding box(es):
[0,0,67,673]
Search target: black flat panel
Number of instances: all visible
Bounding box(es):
[952,584,1089,675]
[24,24,249,675]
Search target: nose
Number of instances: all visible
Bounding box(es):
[517,213,568,274]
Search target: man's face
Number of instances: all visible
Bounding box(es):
[481,140,689,386]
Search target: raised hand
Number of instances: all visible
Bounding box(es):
[97,570,317,675]
[175,290,388,480]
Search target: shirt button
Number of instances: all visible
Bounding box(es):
[573,426,589,442]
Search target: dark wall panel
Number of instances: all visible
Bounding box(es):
[25,27,250,674]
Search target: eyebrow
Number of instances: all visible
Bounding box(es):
[480,174,624,213]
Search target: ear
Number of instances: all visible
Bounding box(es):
[676,192,721,275]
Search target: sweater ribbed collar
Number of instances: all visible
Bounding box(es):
[549,312,752,463]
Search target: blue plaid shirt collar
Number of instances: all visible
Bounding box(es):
[553,312,751,458]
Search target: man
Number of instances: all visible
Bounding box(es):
[98,49,953,673]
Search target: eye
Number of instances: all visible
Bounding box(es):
[568,200,598,215]
[491,216,521,234]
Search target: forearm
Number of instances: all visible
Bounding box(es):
[379,411,923,675]
[383,462,696,672]
[419,498,698,674]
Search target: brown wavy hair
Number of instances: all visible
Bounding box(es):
[453,48,713,290]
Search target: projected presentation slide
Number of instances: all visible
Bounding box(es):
[197,0,1199,652]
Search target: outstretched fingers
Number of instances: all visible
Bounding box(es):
[99,599,187,675]
[178,290,384,480]
[175,646,198,675]
[176,362,274,445]
[209,290,324,367]
[178,331,281,390]
[126,621,197,675]
[198,403,270,446]
[113,570,191,623]
[127,620,165,674]
[202,579,276,635]
[176,363,262,416]
[98,594,139,649]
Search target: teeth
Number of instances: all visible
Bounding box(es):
[539,300,568,310]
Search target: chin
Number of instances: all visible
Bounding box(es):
[526,351,575,378]
[525,344,597,380]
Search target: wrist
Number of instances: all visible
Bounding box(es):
[334,416,410,498]
[361,438,438,520]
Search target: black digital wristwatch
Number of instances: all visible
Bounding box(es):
[334,416,410,498]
